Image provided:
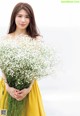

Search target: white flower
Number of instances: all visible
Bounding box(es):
[0,35,55,90]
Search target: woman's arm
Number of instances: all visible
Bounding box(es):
[2,72,20,99]
[2,71,34,101]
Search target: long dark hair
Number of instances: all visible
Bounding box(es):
[8,2,40,38]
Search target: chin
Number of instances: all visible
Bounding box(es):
[19,26,27,30]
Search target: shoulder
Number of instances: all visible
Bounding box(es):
[0,34,11,40]
[35,36,44,42]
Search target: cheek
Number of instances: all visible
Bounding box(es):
[26,18,30,24]
[15,17,20,24]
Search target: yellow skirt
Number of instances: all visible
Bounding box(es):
[0,78,46,116]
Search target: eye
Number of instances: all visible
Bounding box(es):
[25,15,29,18]
[18,15,22,17]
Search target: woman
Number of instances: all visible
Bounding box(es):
[0,2,46,116]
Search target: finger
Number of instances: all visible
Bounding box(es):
[15,95,22,99]
[16,97,24,101]
[17,91,23,94]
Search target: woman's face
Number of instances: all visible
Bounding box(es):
[15,9,30,30]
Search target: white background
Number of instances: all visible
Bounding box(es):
[0,0,80,116]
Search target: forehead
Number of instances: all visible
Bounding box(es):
[17,9,28,15]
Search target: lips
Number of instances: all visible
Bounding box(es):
[20,24,26,26]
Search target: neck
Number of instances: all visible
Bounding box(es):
[14,29,27,36]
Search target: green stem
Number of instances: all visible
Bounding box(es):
[7,94,27,116]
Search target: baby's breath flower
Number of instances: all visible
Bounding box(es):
[0,35,55,90]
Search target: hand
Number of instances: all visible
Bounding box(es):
[6,83,20,99]
[3,73,21,99]
[15,81,34,101]
[5,81,34,101]
[15,88,31,101]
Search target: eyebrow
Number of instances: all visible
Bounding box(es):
[17,13,29,16]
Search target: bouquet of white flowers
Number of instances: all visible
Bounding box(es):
[0,35,55,116]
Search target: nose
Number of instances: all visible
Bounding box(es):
[21,17,26,22]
